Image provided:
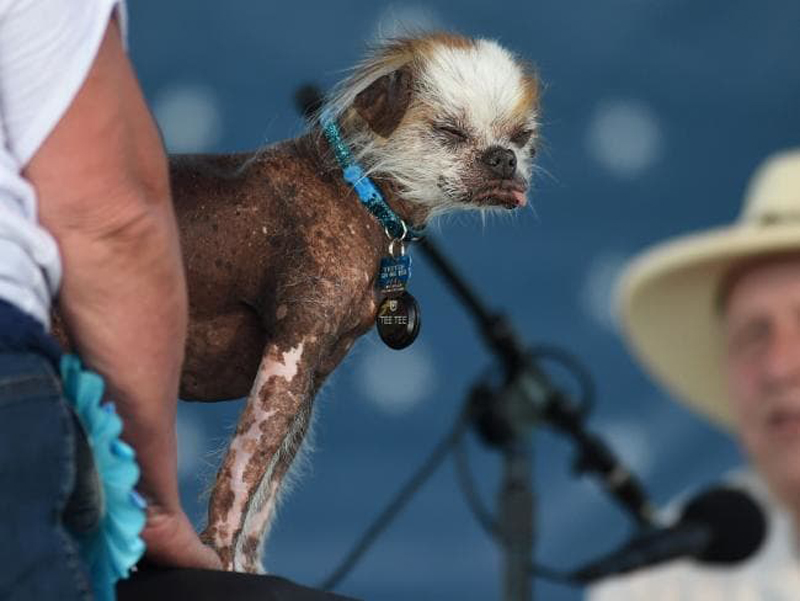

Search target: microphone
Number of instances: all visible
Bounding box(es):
[572,486,767,584]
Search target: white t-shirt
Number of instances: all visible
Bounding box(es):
[0,0,127,329]
[587,470,800,601]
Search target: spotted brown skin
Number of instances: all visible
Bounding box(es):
[170,135,423,571]
[171,140,387,404]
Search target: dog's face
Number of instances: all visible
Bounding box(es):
[328,34,540,217]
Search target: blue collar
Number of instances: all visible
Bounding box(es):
[320,115,424,241]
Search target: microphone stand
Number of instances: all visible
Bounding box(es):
[416,237,656,601]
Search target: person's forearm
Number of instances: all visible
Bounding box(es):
[51,193,187,513]
[22,18,219,568]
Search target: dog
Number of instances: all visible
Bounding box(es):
[171,32,540,572]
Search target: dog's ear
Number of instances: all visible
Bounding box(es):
[353,65,413,138]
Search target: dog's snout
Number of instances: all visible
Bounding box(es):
[481,146,517,178]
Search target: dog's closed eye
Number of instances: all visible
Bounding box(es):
[433,123,469,144]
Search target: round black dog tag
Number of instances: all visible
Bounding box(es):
[376,291,421,350]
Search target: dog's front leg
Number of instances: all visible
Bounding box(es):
[202,330,325,572]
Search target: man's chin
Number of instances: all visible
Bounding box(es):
[752,436,800,499]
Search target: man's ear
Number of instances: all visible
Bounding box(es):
[353,65,413,138]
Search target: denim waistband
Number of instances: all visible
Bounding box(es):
[0,298,62,368]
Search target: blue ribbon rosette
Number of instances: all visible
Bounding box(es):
[60,354,147,601]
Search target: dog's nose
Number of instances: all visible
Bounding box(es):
[481,146,517,178]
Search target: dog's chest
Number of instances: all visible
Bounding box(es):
[171,149,389,399]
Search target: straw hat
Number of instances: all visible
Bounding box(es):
[616,149,800,430]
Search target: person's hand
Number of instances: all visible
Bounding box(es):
[140,502,222,570]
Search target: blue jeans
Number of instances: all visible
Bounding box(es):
[0,303,93,600]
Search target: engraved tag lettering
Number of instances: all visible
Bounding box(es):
[376,291,420,350]
[378,255,411,295]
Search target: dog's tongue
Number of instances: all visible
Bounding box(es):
[512,189,527,207]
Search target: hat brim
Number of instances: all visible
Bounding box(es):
[617,222,800,431]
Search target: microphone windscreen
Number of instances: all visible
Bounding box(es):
[680,486,767,564]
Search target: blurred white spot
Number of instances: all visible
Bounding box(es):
[355,340,437,414]
[580,251,629,331]
[595,418,654,476]
[153,84,223,153]
[176,409,205,479]
[586,99,663,178]
[373,4,444,40]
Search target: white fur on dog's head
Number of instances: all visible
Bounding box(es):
[319,33,541,219]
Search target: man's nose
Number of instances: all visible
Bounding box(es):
[764,325,800,384]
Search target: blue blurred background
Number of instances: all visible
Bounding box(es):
[126,2,800,599]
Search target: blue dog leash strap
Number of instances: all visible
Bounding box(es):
[320,115,424,242]
[320,114,422,350]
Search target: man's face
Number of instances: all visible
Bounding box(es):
[723,256,800,504]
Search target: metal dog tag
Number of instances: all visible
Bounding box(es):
[378,254,411,295]
[376,291,421,350]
